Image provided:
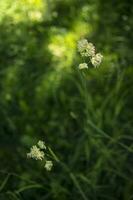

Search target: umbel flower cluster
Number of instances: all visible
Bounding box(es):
[77,39,103,69]
[27,140,53,171]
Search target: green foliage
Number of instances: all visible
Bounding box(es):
[0,0,133,199]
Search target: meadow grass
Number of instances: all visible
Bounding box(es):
[0,0,133,200]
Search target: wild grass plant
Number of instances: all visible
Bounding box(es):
[0,0,133,200]
[24,39,133,200]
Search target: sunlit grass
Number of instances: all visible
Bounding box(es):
[0,0,45,23]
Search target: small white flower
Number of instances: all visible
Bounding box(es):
[27,145,45,160]
[78,39,95,57]
[91,53,103,68]
[78,63,88,70]
[38,140,46,149]
[78,39,88,52]
[86,42,95,57]
[44,160,53,171]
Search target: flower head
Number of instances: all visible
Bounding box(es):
[44,160,53,171]
[38,140,46,149]
[86,42,95,57]
[91,53,103,68]
[77,38,103,69]
[78,39,95,57]
[78,63,88,70]
[27,145,45,160]
[78,39,88,53]
[27,140,54,171]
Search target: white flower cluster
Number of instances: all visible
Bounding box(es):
[38,140,46,149]
[91,53,103,68]
[77,39,103,69]
[78,39,95,57]
[78,63,88,70]
[27,140,53,171]
[27,145,44,160]
[45,160,53,171]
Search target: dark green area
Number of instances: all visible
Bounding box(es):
[0,0,133,199]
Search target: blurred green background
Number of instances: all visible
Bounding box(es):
[0,0,133,199]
